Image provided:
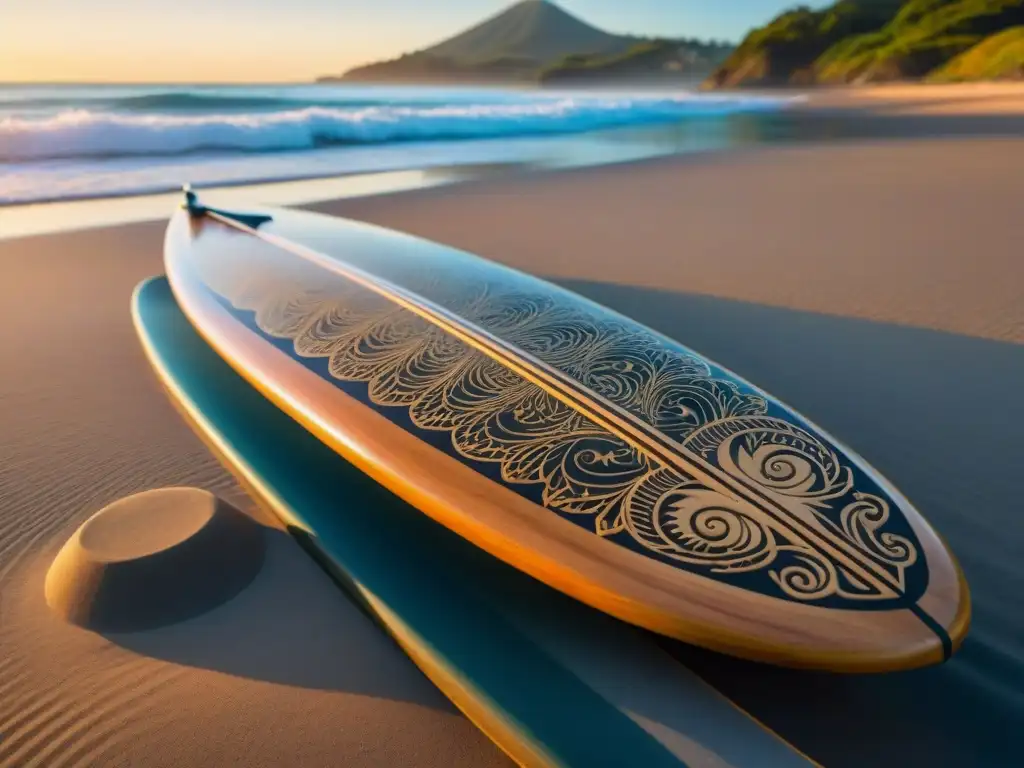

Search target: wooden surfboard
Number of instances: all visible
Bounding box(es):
[162,190,970,673]
[132,275,821,768]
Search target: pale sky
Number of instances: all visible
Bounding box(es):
[0,0,795,83]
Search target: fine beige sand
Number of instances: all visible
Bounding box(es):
[317,138,1024,344]
[0,222,512,767]
[2,120,1023,765]
[808,81,1024,115]
[45,488,265,633]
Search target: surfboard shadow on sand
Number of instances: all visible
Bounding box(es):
[554,278,1024,768]
[102,521,460,714]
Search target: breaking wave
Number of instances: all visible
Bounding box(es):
[0,94,786,162]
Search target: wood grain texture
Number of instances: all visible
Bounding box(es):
[164,202,969,672]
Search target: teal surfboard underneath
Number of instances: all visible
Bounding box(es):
[132,275,817,768]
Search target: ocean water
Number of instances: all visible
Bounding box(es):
[0,84,793,205]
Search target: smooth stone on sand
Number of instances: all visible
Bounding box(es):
[45,487,265,632]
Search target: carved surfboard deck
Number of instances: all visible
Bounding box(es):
[163,192,970,672]
[132,275,820,768]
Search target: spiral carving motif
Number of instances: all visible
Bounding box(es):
[192,245,924,607]
[770,547,839,602]
[841,494,918,583]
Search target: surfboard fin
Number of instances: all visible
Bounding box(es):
[182,185,273,230]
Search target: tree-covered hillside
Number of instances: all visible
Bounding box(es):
[706,0,1024,86]
[539,39,733,84]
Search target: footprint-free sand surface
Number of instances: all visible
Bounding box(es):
[0,224,512,767]
[2,131,1023,766]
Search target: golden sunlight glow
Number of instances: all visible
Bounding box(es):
[0,7,404,83]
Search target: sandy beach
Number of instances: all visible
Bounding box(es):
[807,82,1024,115]
[2,91,1023,766]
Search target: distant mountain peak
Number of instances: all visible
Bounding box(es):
[420,0,630,65]
[324,0,727,84]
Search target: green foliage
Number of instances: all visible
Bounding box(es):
[708,1,903,86]
[538,38,733,82]
[930,24,1024,78]
[816,0,1024,81]
[708,0,1024,86]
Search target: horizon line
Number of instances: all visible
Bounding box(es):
[0,79,325,86]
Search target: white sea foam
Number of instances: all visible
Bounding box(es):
[0,94,786,162]
[0,85,797,204]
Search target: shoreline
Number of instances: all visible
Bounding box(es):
[0,169,459,241]
[0,165,464,209]
[3,82,1023,240]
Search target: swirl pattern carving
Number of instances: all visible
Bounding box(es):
[191,241,925,608]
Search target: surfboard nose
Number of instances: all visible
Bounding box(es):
[179,186,273,230]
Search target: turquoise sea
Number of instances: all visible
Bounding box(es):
[0,83,794,205]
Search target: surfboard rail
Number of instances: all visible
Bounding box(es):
[163,189,971,673]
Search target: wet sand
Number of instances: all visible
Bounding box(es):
[1,124,1022,764]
